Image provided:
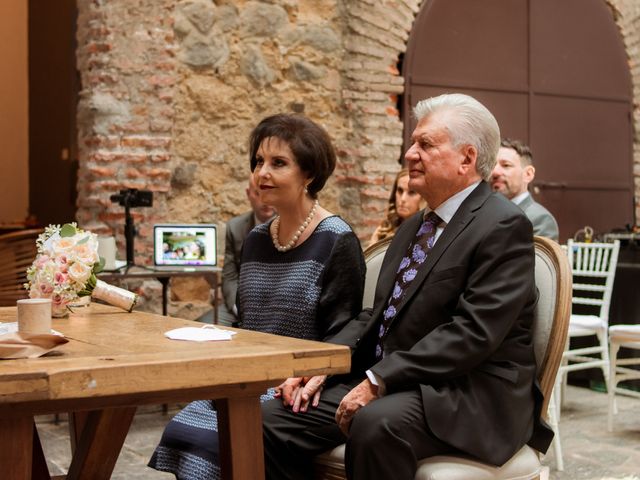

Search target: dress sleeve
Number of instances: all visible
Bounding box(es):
[316,231,366,342]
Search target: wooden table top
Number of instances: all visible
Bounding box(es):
[0,304,350,409]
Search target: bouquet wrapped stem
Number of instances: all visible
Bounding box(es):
[25,223,138,314]
[87,279,137,312]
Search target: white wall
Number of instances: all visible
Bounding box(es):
[0,0,28,223]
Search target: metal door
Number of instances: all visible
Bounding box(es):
[403,0,633,241]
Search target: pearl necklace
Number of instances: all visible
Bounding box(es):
[272,199,319,252]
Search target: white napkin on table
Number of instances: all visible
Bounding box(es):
[164,325,236,342]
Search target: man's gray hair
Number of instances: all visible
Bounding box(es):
[413,93,500,181]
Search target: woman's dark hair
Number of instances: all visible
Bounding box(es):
[249,114,336,199]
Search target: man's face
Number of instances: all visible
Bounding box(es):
[491,147,533,199]
[246,179,276,224]
[404,112,476,208]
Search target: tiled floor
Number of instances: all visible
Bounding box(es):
[37,385,639,479]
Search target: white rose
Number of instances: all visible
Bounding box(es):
[52,236,77,255]
[74,242,99,266]
[68,261,92,285]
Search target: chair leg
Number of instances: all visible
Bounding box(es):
[554,371,564,420]
[596,328,610,389]
[607,341,620,432]
[547,393,564,471]
[559,350,569,410]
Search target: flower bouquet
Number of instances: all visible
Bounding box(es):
[24,223,137,317]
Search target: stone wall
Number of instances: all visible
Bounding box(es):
[74,0,640,314]
[75,0,417,260]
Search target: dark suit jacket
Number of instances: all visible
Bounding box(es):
[329,181,553,465]
[222,211,255,314]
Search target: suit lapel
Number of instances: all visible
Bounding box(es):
[518,194,533,214]
[389,182,493,322]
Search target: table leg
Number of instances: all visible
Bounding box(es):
[213,281,219,325]
[68,411,90,454]
[33,423,51,480]
[0,416,33,480]
[217,396,265,480]
[66,407,136,480]
[159,277,170,316]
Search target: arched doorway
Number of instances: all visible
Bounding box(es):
[402,0,633,241]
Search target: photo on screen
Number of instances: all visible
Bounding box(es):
[153,224,217,267]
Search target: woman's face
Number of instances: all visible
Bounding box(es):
[395,174,422,220]
[253,136,308,210]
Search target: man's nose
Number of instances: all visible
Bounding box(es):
[405,144,418,162]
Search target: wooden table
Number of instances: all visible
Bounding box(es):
[0,304,350,480]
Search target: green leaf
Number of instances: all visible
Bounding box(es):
[77,236,89,245]
[60,224,77,237]
[86,274,97,290]
[94,257,105,274]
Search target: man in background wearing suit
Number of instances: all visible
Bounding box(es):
[261,93,553,480]
[219,176,275,325]
[491,138,559,241]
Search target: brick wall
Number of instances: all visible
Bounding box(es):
[75,0,640,268]
[75,0,177,263]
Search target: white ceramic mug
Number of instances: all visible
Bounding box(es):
[17,298,52,335]
[98,236,117,271]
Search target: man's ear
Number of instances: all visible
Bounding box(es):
[459,144,477,174]
[523,164,535,184]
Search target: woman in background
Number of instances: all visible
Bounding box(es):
[369,167,424,245]
[149,113,366,480]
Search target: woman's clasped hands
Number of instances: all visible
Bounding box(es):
[274,375,327,413]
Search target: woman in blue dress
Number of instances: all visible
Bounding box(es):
[149,113,366,479]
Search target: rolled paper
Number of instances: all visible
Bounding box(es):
[98,236,117,270]
[17,298,52,334]
[91,280,138,312]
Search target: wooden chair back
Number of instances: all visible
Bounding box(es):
[314,236,573,480]
[0,229,43,306]
[362,237,392,309]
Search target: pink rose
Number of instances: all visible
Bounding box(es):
[39,282,54,295]
[52,294,64,306]
[35,255,51,268]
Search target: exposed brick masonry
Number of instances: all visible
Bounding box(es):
[76,0,177,263]
[75,0,640,268]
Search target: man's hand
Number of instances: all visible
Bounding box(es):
[274,375,327,412]
[335,378,378,435]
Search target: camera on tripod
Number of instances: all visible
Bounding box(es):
[109,189,153,269]
[110,189,153,208]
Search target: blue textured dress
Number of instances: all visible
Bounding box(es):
[148,216,365,479]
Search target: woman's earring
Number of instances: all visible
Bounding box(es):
[304,186,309,194]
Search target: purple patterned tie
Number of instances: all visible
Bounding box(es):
[376,211,442,359]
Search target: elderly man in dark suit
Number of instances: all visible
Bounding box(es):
[261,93,554,480]
[219,176,274,325]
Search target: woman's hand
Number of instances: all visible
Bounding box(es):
[335,378,378,435]
[274,375,327,412]
[274,377,304,407]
